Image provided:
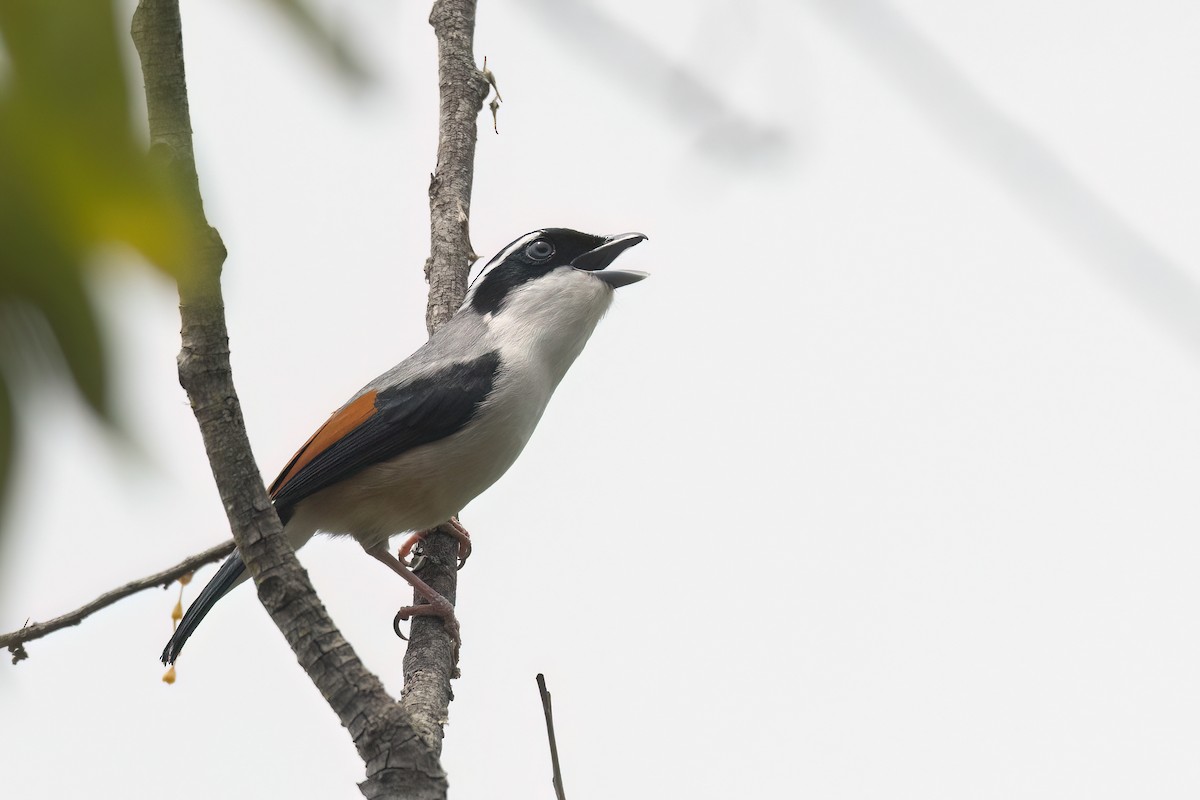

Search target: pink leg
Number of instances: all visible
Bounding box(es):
[397,516,473,569]
[364,544,460,664]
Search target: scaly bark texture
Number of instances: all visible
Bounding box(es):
[402,0,491,752]
[424,0,491,334]
[132,2,446,797]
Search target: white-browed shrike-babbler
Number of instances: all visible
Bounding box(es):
[161,228,648,665]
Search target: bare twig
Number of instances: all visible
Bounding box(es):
[132,2,443,798]
[1,539,235,663]
[401,0,491,755]
[537,674,568,800]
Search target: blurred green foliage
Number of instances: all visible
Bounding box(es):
[0,0,365,539]
[0,0,196,537]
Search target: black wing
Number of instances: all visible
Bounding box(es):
[270,351,501,519]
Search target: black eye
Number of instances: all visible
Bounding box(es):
[525,240,554,261]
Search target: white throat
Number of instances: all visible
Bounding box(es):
[485,268,614,386]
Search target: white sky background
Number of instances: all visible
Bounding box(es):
[3,0,1200,797]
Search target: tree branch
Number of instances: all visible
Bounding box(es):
[131,2,444,797]
[0,539,235,664]
[6,2,488,794]
[423,0,491,334]
[401,0,491,752]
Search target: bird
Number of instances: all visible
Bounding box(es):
[161,228,648,665]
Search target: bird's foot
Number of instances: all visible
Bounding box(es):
[398,516,472,569]
[366,544,462,671]
[393,598,462,665]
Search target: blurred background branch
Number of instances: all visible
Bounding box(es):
[815,0,1200,357]
[521,0,788,164]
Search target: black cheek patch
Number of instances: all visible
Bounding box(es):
[471,262,557,315]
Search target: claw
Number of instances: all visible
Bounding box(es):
[397,531,425,566]
[397,519,471,569]
[444,517,473,569]
[393,602,461,664]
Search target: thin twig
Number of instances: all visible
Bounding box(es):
[537,674,568,800]
[1,539,235,663]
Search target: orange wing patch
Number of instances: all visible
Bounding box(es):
[269,390,379,498]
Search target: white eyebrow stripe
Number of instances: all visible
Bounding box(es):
[469,230,546,287]
[462,230,556,311]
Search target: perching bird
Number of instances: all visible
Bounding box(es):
[161,228,647,664]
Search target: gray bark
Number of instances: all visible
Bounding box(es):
[402,0,492,753]
[424,0,491,334]
[130,1,479,797]
[7,0,491,793]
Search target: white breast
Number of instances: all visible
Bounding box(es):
[288,269,614,550]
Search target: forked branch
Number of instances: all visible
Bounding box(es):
[131,1,447,797]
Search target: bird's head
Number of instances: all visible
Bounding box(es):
[465,229,648,319]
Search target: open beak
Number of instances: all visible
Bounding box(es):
[571,232,649,288]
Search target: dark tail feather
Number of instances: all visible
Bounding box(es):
[161,552,247,664]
